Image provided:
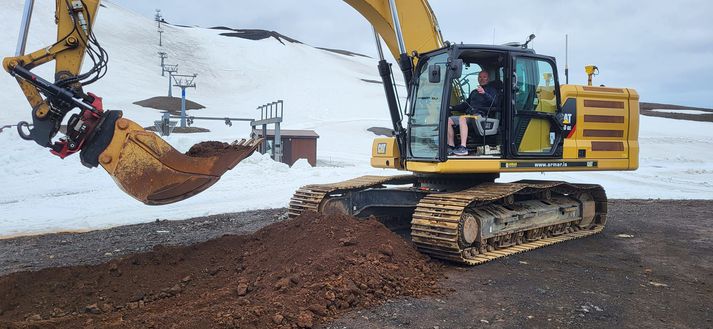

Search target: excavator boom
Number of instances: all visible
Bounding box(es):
[344,0,443,59]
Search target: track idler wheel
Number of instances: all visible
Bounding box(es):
[576,192,597,229]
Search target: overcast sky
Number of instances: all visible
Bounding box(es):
[110,0,712,107]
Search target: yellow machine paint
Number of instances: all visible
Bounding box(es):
[394,84,640,174]
[2,0,101,119]
[517,83,558,154]
[344,0,443,60]
[371,137,403,169]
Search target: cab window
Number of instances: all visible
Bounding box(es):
[456,63,483,97]
[409,52,448,159]
[512,57,561,155]
[514,58,558,114]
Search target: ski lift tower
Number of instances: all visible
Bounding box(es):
[155,9,162,28]
[158,28,164,47]
[158,51,167,75]
[172,74,197,128]
[162,64,178,97]
[156,9,164,46]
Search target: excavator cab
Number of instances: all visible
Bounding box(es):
[404,44,565,164]
[450,51,506,153]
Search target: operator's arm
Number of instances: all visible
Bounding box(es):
[450,90,477,114]
[450,102,469,113]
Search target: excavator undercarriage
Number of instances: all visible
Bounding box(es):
[289,175,606,265]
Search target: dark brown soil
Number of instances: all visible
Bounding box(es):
[0,212,441,329]
[640,102,713,123]
[186,141,252,157]
[133,96,205,114]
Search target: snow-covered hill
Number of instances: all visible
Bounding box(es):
[0,1,711,236]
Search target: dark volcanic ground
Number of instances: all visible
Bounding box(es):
[0,200,711,328]
[326,199,713,329]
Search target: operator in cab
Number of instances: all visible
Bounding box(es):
[447,70,500,156]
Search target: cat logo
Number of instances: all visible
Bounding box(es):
[504,162,518,168]
[562,113,573,124]
[377,143,387,154]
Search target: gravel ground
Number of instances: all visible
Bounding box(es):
[325,200,713,329]
[1,200,711,328]
[0,209,287,276]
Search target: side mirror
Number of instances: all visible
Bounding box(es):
[450,59,463,79]
[428,64,441,83]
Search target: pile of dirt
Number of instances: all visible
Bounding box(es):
[186,141,253,158]
[133,96,205,114]
[0,212,441,328]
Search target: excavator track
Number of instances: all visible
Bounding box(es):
[411,181,607,265]
[290,177,607,266]
[288,175,417,218]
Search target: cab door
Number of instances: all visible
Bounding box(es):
[509,56,564,158]
[407,52,450,161]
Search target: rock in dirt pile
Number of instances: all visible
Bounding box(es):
[0,212,442,328]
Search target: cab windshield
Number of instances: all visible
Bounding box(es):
[408,53,448,159]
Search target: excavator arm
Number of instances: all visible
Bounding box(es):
[3,0,261,205]
[3,0,443,205]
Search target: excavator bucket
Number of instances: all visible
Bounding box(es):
[96,117,261,205]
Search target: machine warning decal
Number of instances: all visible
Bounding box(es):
[501,161,598,169]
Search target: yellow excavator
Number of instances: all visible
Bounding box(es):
[4,0,638,265]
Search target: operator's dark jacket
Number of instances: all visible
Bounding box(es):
[451,82,500,115]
